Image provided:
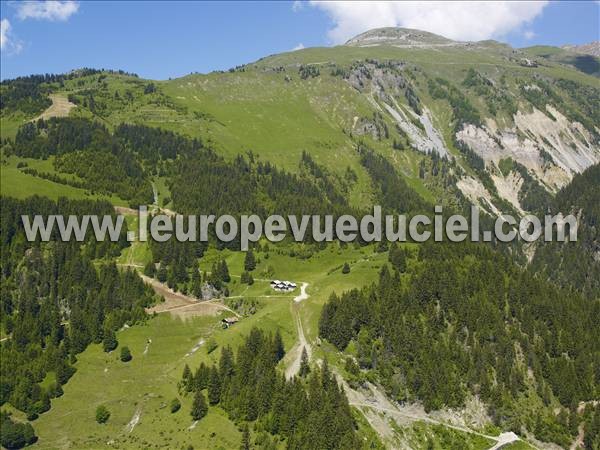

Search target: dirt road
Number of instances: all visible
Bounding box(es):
[338,374,523,449]
[285,283,311,379]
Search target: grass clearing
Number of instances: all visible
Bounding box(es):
[31,241,397,448]
[1,153,127,206]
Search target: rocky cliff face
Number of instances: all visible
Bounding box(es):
[562,41,600,57]
[335,31,600,215]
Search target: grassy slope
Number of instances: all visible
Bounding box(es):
[522,45,600,77]
[0,153,127,205]
[3,41,597,449]
[31,314,244,450]
[4,42,595,210]
[30,241,394,449]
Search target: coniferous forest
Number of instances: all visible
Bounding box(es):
[1,15,600,449]
[319,240,600,446]
[179,328,360,449]
[0,197,154,448]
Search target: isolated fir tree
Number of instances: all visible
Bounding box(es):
[244,250,256,272]
[194,363,210,391]
[191,391,208,421]
[95,405,110,424]
[299,347,310,377]
[120,346,132,362]
[342,263,350,274]
[170,398,181,413]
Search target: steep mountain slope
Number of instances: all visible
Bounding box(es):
[1,27,600,450]
[522,44,600,77]
[3,28,598,218]
[532,163,600,298]
[2,28,599,291]
[562,41,600,58]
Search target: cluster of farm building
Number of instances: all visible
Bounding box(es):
[270,280,297,292]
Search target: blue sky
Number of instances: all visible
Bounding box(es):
[1,1,598,80]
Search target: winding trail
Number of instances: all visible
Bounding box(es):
[117,261,238,317]
[293,282,309,303]
[285,283,311,379]
[338,375,524,449]
[281,276,525,448]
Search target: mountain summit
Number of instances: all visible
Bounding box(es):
[345,27,459,47]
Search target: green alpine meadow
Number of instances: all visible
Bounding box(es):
[1,2,599,449]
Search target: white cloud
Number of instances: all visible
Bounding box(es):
[292,43,305,51]
[16,1,80,21]
[1,19,23,54]
[292,1,304,12]
[0,19,9,50]
[524,30,536,40]
[309,1,548,44]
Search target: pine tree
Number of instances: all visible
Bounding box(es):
[170,398,181,413]
[273,330,285,362]
[299,347,310,377]
[194,363,210,391]
[95,405,110,423]
[219,346,235,380]
[143,261,156,277]
[244,250,256,272]
[220,260,230,282]
[342,262,350,274]
[388,243,407,273]
[191,269,202,299]
[174,259,189,284]
[240,423,250,450]
[208,366,221,405]
[181,364,192,391]
[157,264,167,282]
[102,324,118,352]
[191,391,208,420]
[167,266,177,290]
[120,346,132,362]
